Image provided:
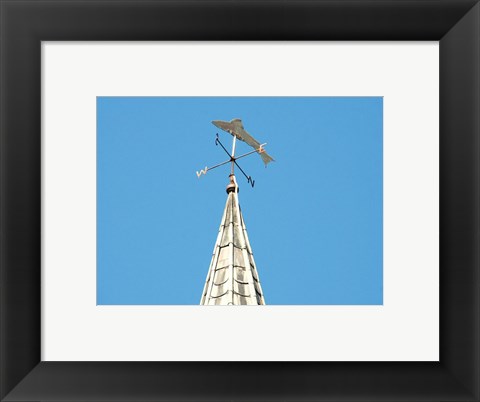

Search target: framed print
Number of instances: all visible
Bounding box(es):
[41,42,438,362]
[1,1,479,401]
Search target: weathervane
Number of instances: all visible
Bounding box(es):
[196,118,274,188]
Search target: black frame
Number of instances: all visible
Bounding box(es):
[1,1,479,401]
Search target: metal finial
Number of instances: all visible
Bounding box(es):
[226,174,238,194]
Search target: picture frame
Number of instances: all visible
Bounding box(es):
[1,0,478,401]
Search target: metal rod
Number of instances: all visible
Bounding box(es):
[233,143,267,161]
[234,160,250,181]
[230,136,237,175]
[231,136,237,158]
[215,135,232,159]
[206,159,232,171]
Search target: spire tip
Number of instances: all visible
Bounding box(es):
[226,174,239,194]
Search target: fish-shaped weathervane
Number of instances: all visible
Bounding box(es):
[196,118,274,188]
[212,118,274,165]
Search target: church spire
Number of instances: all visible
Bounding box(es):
[196,119,273,305]
[200,175,265,305]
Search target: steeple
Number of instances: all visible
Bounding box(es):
[197,119,274,305]
[200,176,265,305]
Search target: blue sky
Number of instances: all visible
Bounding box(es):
[97,97,383,305]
